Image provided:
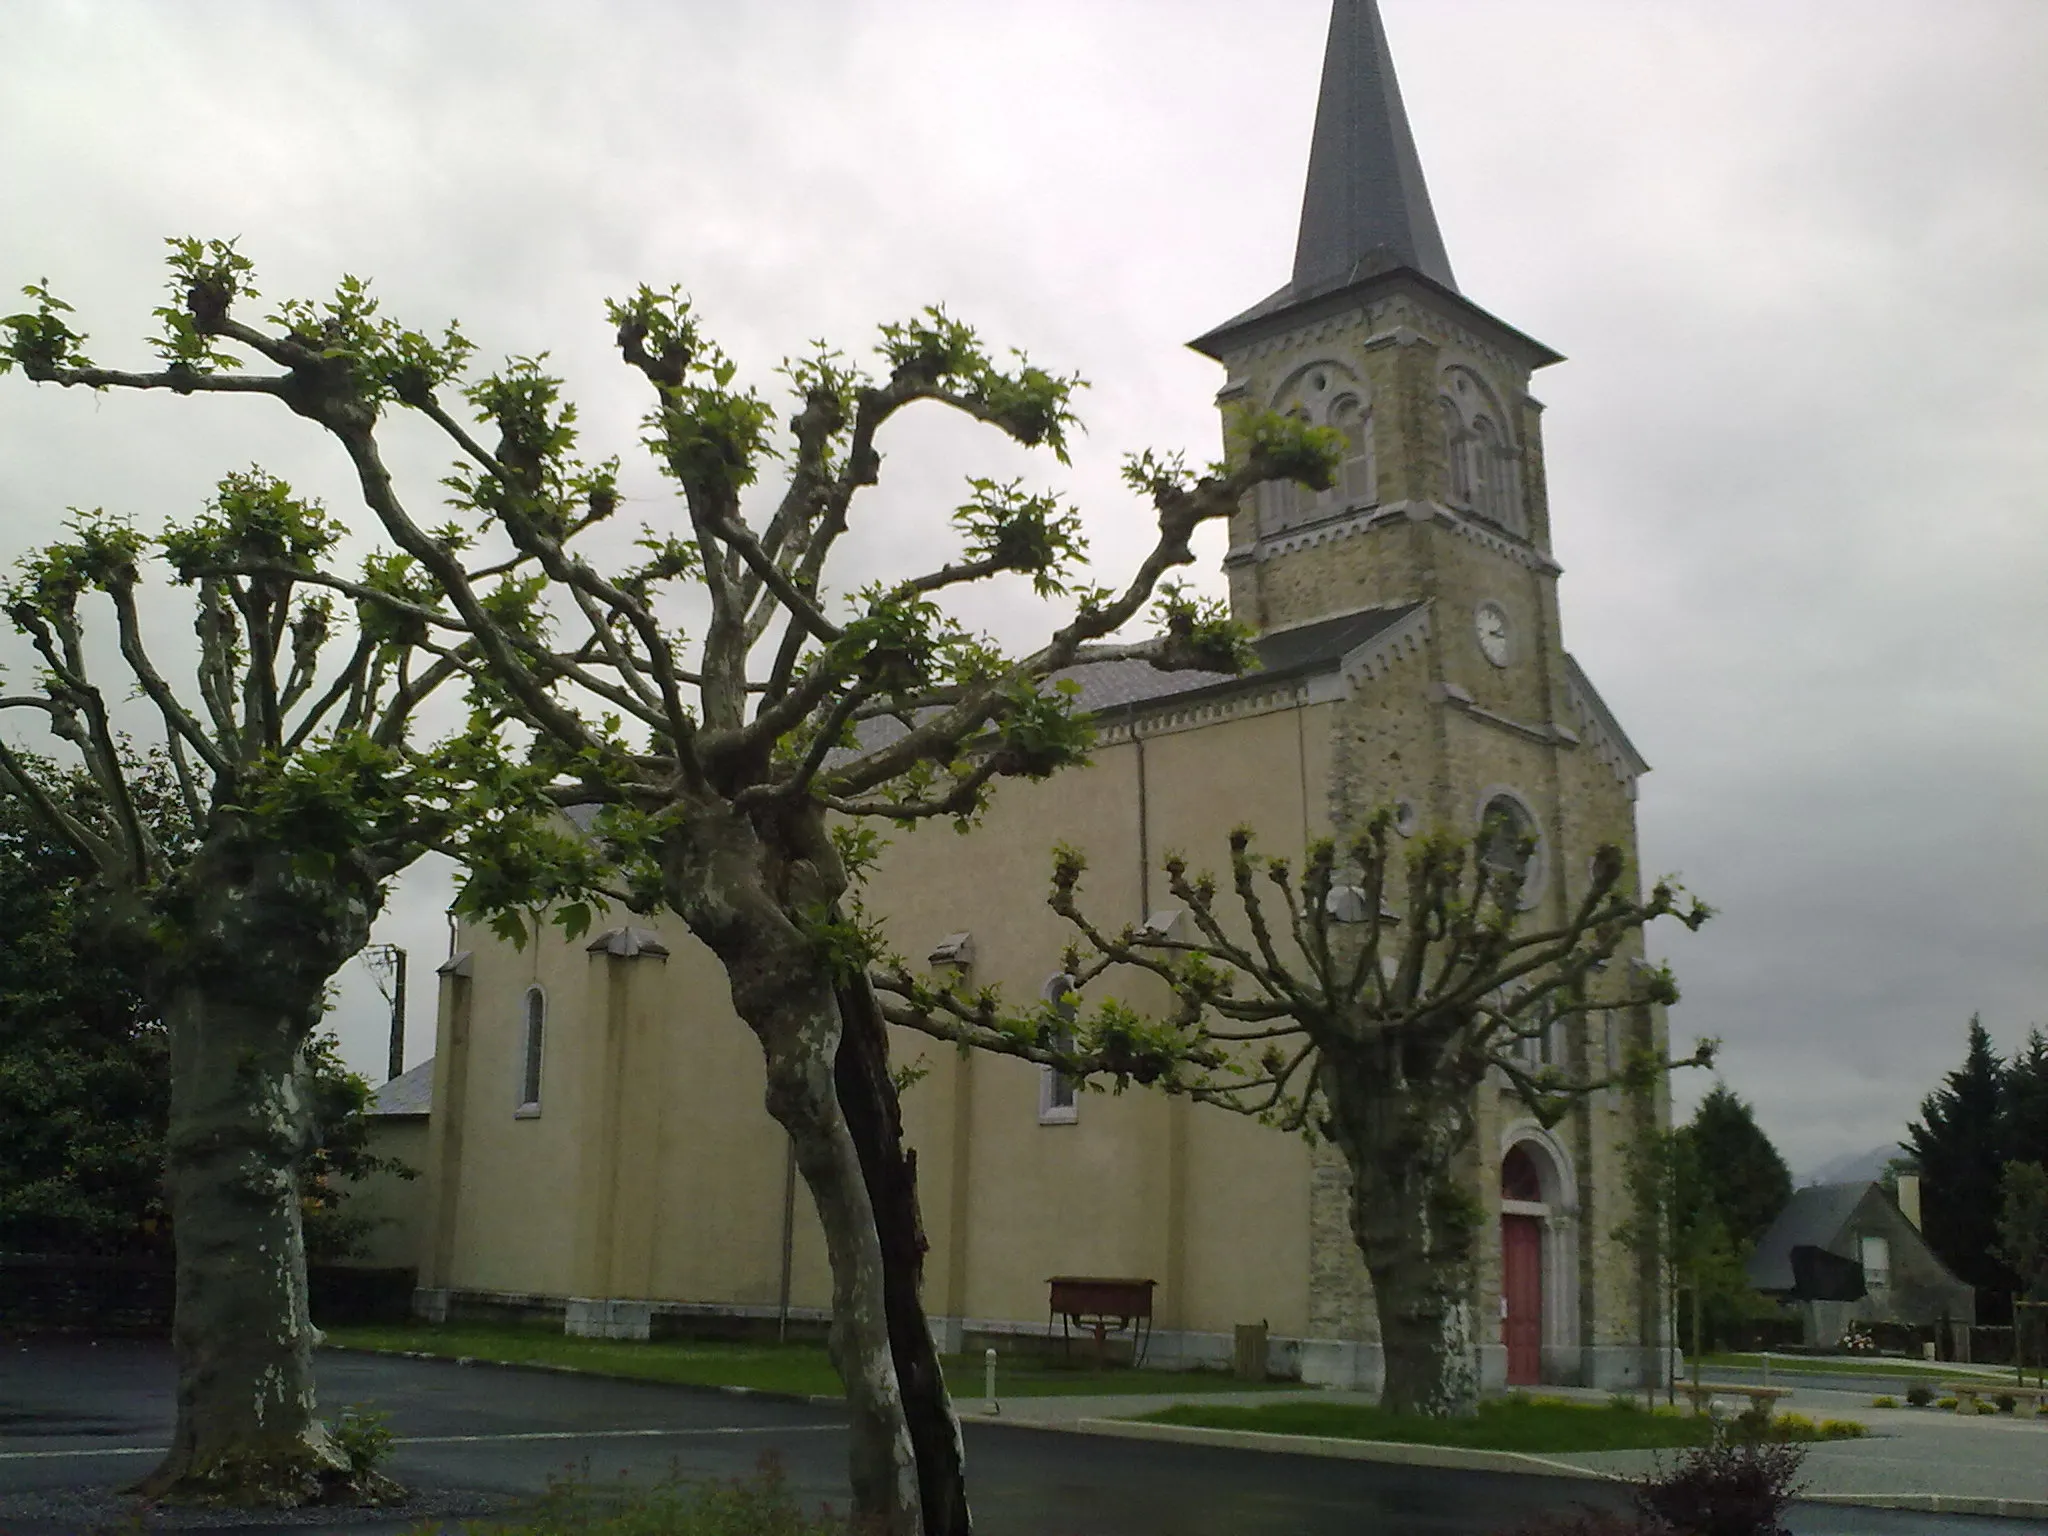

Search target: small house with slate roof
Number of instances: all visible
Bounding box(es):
[1748,1182,1974,1348]
[347,1059,435,1271]
[396,0,1680,1394]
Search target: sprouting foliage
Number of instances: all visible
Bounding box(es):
[0,279,95,375]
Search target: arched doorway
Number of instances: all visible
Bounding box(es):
[1500,1145,1545,1386]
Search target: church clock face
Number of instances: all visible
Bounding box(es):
[1475,602,1512,667]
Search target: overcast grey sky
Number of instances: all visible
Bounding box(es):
[1,1,2043,1175]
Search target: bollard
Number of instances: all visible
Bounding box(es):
[984,1347,999,1415]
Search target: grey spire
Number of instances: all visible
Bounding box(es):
[1291,0,1457,295]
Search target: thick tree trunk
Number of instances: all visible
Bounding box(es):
[134,827,385,1506]
[137,989,350,1503]
[666,806,925,1535]
[1324,1060,1484,1417]
[1363,1229,1481,1417]
[836,976,971,1536]
[759,1011,924,1536]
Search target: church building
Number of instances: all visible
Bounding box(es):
[398,0,1671,1393]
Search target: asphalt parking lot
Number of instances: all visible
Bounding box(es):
[0,1340,2041,1535]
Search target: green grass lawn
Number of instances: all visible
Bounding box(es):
[321,1320,1293,1399]
[1139,1397,1723,1454]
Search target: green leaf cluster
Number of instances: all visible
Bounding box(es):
[269,271,474,407]
[878,306,1081,460]
[953,478,1088,596]
[0,279,94,375]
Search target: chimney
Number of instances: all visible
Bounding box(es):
[1896,1174,1922,1230]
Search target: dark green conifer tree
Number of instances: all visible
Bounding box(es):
[1999,1028,2048,1172]
[1677,1083,1792,1250]
[1905,1016,2013,1296]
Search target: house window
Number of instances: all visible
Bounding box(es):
[1038,973,1079,1125]
[518,985,545,1113]
[1859,1235,1891,1290]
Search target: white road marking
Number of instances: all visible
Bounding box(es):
[0,1423,843,1462]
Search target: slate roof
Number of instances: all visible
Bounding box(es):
[1189,2,1560,368]
[367,1057,434,1118]
[1075,604,1422,722]
[1292,0,1456,295]
[1746,1182,1876,1292]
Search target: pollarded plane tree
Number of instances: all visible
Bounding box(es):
[3,245,1336,1536]
[876,811,1713,1417]
[0,459,537,1504]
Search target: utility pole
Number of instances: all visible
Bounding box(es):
[362,944,409,1082]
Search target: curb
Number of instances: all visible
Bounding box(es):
[1801,1492,2048,1521]
[1051,1416,1618,1482]
[1037,1417,2048,1523]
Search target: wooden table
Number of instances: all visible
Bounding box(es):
[1048,1276,1155,1366]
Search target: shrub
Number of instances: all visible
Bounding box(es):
[1608,1393,1642,1413]
[1634,1436,1807,1536]
[330,1405,393,1479]
[1905,1386,1933,1407]
[1936,1396,1959,1411]
[1766,1412,1816,1439]
[1869,1395,1898,1409]
[1996,1393,2017,1414]
[1732,1405,1775,1439]
[1816,1419,1867,1440]
[1975,1399,2001,1415]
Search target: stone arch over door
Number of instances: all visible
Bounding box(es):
[1498,1120,1581,1386]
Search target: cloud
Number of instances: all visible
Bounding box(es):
[1,1,2043,1171]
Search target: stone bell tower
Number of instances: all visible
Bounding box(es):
[1188,0,1668,1395]
[1192,0,1577,743]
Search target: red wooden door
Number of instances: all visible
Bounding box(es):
[1502,1214,1542,1387]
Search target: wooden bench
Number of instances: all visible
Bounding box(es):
[1047,1276,1155,1367]
[1942,1381,2048,1414]
[1679,1381,1793,1419]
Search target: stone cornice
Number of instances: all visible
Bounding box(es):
[1224,498,1560,576]
[1223,292,1541,390]
[1565,656,1650,792]
[1428,680,1580,750]
[1338,602,1432,689]
[1096,678,1317,745]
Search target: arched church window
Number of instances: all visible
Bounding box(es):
[1477,791,1544,907]
[1260,362,1375,536]
[518,985,546,1112]
[1330,393,1375,506]
[1038,973,1079,1124]
[1472,416,1505,523]
[1501,1144,1544,1203]
[1440,396,1472,507]
[1440,367,1523,535]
